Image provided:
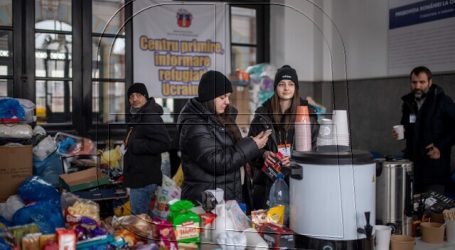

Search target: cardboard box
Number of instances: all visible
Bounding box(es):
[60,167,110,192]
[0,145,33,201]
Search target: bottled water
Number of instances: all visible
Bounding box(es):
[268,173,289,225]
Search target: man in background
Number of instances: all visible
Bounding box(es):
[394,66,455,194]
[123,82,170,215]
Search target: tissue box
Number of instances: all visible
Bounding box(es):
[259,223,295,249]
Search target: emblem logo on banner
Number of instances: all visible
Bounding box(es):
[176,9,192,28]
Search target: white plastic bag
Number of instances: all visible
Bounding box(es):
[0,195,25,221]
[0,124,33,139]
[152,175,181,219]
[33,135,57,160]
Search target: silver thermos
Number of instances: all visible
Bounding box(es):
[375,158,414,235]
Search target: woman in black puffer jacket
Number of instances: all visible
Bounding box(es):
[177,71,271,204]
[248,65,320,209]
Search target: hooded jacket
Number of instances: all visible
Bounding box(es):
[177,98,262,204]
[124,97,171,188]
[401,84,455,189]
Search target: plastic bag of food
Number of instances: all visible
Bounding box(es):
[152,175,181,219]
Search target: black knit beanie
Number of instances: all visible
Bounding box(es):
[127,82,149,98]
[197,70,233,102]
[274,65,299,89]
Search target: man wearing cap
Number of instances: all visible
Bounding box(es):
[124,82,170,215]
[394,66,455,194]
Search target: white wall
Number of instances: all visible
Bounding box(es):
[270,0,389,81]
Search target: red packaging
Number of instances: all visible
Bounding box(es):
[55,228,76,250]
[259,223,295,249]
[261,152,284,180]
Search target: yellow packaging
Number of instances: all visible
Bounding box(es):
[267,205,285,225]
[39,234,56,250]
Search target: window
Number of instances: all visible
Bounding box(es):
[230,6,257,72]
[35,0,72,123]
[92,0,126,123]
[0,0,13,97]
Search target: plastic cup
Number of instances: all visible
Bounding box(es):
[375,225,392,250]
[393,125,404,140]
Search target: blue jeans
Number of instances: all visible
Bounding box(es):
[129,184,158,215]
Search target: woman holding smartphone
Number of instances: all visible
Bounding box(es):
[177,70,271,204]
[248,65,319,209]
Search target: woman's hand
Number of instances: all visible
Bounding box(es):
[252,130,272,150]
[263,151,276,166]
[281,156,291,167]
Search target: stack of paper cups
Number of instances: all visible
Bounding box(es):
[295,106,312,151]
[317,118,334,146]
[333,110,350,146]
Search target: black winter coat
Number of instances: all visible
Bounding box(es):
[124,98,171,188]
[177,98,262,204]
[248,98,320,209]
[401,84,455,191]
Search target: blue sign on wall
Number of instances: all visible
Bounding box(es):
[389,0,455,29]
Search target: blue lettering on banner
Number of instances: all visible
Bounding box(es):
[389,0,455,29]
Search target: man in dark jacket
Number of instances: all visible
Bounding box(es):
[394,66,455,193]
[124,83,170,215]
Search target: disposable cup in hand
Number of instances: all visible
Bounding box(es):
[393,125,404,140]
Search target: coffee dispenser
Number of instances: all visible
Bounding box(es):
[375,158,414,235]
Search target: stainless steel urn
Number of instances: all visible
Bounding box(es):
[375,159,413,235]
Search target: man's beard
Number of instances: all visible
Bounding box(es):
[414,90,427,100]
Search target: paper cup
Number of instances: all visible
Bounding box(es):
[375,225,392,250]
[393,125,404,140]
[391,235,415,250]
[420,222,445,244]
[446,220,455,243]
[333,110,349,135]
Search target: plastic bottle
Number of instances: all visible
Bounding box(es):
[268,173,289,225]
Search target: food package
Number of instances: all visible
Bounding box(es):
[199,212,216,243]
[156,219,177,250]
[39,234,57,250]
[21,233,42,250]
[266,205,285,225]
[99,145,122,169]
[225,200,250,232]
[8,223,40,248]
[152,175,181,219]
[56,228,76,250]
[168,200,200,243]
[251,209,267,229]
[259,223,295,249]
[65,199,100,225]
[112,214,153,240]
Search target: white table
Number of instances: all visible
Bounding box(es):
[415,238,455,250]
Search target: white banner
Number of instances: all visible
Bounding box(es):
[133,1,230,98]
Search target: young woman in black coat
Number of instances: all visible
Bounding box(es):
[248,65,319,209]
[177,70,271,204]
